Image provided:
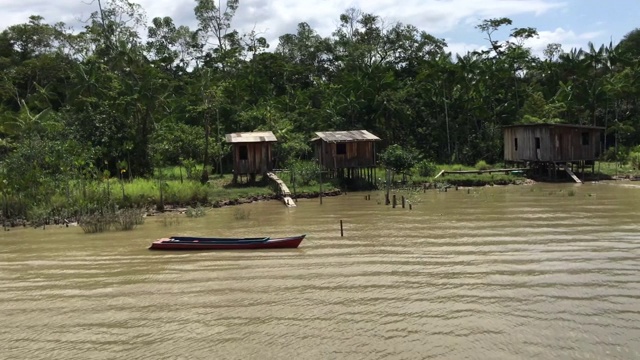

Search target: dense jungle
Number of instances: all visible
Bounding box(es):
[1,0,639,225]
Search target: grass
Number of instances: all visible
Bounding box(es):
[434,173,524,186]
[98,171,339,210]
[400,162,524,186]
[594,161,640,178]
[21,158,636,222]
[2,166,343,222]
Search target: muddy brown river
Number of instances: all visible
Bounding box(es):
[1,182,639,359]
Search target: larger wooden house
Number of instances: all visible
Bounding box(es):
[503,123,604,176]
[225,131,277,183]
[312,130,381,184]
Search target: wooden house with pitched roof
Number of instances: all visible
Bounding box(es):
[225,131,277,183]
[311,130,381,185]
[503,123,604,179]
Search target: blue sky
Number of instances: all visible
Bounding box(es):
[0,0,637,57]
[442,0,639,56]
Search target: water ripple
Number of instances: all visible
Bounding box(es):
[1,184,640,359]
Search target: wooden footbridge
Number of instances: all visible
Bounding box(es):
[434,168,529,179]
[434,166,582,183]
[267,172,296,207]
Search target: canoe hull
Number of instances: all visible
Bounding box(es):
[148,235,305,250]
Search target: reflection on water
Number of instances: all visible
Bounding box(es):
[1,183,639,359]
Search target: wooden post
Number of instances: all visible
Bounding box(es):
[392,194,397,208]
[401,196,405,208]
[319,169,323,205]
[340,220,343,237]
[385,169,391,205]
[409,204,412,210]
[292,169,297,202]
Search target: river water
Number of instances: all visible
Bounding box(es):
[1,182,639,359]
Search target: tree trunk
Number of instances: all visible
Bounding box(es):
[201,119,211,184]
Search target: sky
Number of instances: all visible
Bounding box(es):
[1,0,638,58]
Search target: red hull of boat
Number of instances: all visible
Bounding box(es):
[148,235,305,250]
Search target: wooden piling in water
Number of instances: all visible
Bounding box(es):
[392,195,397,208]
[401,196,405,208]
[340,220,343,237]
[319,170,323,204]
[385,169,391,205]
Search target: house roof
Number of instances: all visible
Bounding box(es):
[225,131,277,143]
[503,123,605,130]
[311,130,381,143]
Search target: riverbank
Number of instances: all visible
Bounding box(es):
[152,189,344,214]
[3,161,638,228]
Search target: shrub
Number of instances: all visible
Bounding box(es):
[629,152,640,170]
[186,205,206,218]
[379,144,420,176]
[288,160,320,186]
[415,160,437,177]
[113,208,145,231]
[475,160,491,171]
[79,213,115,233]
[603,146,629,163]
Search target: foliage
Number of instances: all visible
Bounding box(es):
[629,152,640,170]
[379,144,420,175]
[113,208,145,231]
[80,213,115,234]
[415,160,437,177]
[1,3,640,219]
[288,160,320,186]
[474,160,491,171]
[185,205,206,218]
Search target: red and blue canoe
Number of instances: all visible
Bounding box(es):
[148,234,306,250]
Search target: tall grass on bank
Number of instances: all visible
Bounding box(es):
[0,160,346,224]
[1,167,341,223]
[80,208,145,234]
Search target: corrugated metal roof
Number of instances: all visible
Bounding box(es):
[503,123,605,130]
[225,131,278,143]
[312,130,381,143]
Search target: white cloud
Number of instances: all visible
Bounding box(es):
[0,0,603,59]
[522,27,604,57]
[445,41,486,56]
[233,0,567,40]
[0,0,565,37]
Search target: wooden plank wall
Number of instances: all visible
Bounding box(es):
[504,127,601,162]
[232,143,273,175]
[315,141,376,169]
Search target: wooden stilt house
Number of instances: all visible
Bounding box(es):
[225,131,277,183]
[503,123,604,178]
[312,130,381,185]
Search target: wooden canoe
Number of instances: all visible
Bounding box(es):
[148,235,305,250]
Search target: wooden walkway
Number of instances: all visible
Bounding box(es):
[266,172,296,207]
[434,168,529,179]
[564,167,583,184]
